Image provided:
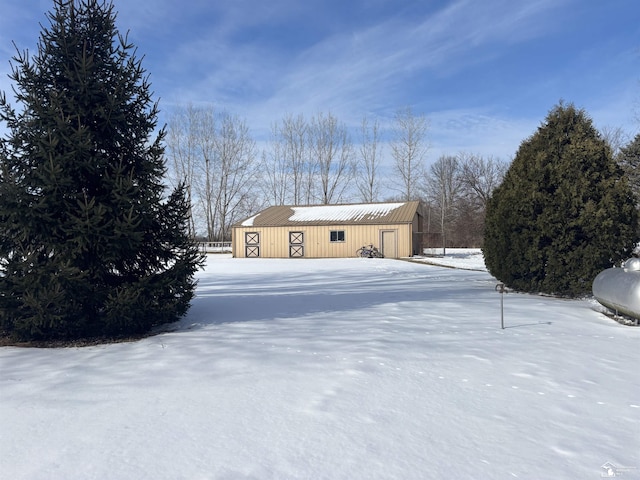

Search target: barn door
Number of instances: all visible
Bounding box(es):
[381,230,397,258]
[245,232,260,258]
[289,231,304,257]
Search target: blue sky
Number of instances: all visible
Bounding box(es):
[1,0,639,161]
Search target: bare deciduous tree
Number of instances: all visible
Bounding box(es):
[600,125,630,158]
[279,114,309,205]
[356,116,382,202]
[425,155,461,255]
[454,153,509,247]
[458,153,508,210]
[166,105,258,240]
[308,112,354,205]
[166,104,199,236]
[212,112,258,240]
[389,107,429,201]
[192,106,218,241]
[260,145,288,206]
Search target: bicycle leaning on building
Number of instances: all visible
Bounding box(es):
[356,244,384,258]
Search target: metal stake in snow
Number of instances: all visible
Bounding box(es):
[495,283,505,329]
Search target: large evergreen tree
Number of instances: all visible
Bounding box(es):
[0,0,203,341]
[483,103,637,296]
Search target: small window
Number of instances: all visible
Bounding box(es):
[330,230,345,242]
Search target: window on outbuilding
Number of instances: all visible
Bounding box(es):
[330,230,345,242]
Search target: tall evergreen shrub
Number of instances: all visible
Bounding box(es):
[483,103,637,296]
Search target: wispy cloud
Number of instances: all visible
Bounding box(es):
[208,0,573,148]
[428,109,539,160]
[151,0,568,135]
[1,0,637,161]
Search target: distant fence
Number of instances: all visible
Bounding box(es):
[198,242,232,254]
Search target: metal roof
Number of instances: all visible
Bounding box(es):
[237,201,421,227]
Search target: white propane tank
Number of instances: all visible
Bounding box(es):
[592,259,640,319]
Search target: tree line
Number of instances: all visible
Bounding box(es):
[165,105,511,247]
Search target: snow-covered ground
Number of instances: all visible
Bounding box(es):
[1,250,638,480]
[413,248,489,270]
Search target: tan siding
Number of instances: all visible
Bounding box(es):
[233,222,414,258]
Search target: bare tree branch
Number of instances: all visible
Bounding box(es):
[308,112,354,205]
[356,116,382,203]
[389,107,429,201]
